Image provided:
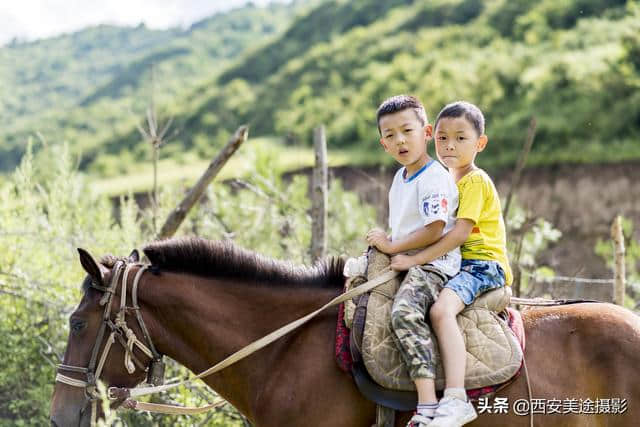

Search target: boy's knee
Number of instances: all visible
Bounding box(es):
[429,300,457,325]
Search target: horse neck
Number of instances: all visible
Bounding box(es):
[137,270,340,417]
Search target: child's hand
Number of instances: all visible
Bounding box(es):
[390,254,417,271]
[366,228,393,254]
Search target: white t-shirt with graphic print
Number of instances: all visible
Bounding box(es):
[388,159,461,277]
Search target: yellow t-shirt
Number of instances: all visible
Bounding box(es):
[456,169,513,285]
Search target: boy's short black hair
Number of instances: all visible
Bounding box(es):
[434,101,485,136]
[376,95,428,134]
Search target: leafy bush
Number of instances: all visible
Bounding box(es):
[0,141,376,425]
[595,217,640,309]
[505,198,562,297]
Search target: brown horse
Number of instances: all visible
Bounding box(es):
[51,237,640,426]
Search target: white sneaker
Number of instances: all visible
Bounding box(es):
[429,396,477,427]
[407,413,432,427]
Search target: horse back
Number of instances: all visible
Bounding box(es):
[523,302,640,369]
[475,303,640,427]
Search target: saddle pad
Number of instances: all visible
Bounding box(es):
[335,302,353,372]
[337,306,527,409]
[360,249,523,391]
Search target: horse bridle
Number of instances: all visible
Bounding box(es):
[55,260,165,424]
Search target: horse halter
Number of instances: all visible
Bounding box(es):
[55,260,165,424]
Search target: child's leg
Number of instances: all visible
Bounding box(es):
[391,267,442,391]
[429,289,466,389]
[414,378,437,404]
[391,267,443,425]
[428,260,507,427]
[432,260,507,385]
[428,288,477,427]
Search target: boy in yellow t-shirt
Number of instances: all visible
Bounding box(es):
[391,101,512,427]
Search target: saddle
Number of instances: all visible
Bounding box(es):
[345,249,523,392]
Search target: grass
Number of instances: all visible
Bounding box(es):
[66,136,640,197]
[91,137,389,196]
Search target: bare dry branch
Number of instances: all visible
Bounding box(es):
[157,126,249,239]
[147,107,157,139]
[611,215,626,305]
[503,117,537,225]
[158,116,174,142]
[311,125,328,262]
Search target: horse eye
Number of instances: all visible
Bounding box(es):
[70,319,86,333]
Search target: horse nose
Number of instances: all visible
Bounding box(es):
[50,419,59,427]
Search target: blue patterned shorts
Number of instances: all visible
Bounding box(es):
[444,259,506,305]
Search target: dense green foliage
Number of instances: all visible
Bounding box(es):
[2,0,639,182]
[0,1,308,171]
[0,144,146,424]
[0,141,376,425]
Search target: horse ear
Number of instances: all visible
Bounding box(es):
[78,248,104,285]
[128,249,140,262]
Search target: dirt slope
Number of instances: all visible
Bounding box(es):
[322,162,640,301]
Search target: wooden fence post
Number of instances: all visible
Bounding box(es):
[611,215,626,305]
[311,125,328,263]
[157,126,249,239]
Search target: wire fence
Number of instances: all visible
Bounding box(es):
[520,270,614,285]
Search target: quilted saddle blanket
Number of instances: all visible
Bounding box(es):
[345,249,523,391]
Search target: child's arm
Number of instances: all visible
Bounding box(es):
[390,218,474,270]
[366,220,444,255]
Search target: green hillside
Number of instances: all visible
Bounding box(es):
[2,0,639,178]
[0,1,310,170]
[173,0,639,169]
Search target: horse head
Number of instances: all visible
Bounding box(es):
[50,248,162,427]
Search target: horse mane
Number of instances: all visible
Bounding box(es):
[142,237,346,290]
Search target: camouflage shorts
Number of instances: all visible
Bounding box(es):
[390,266,446,380]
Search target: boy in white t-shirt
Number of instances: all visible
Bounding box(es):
[365,95,460,427]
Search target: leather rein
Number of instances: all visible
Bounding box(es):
[55,260,164,425]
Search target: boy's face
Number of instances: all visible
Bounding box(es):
[434,116,487,171]
[379,109,432,176]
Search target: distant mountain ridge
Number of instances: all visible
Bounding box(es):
[1,0,639,176]
[0,1,309,170]
[142,0,639,173]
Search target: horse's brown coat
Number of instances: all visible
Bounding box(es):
[51,240,640,426]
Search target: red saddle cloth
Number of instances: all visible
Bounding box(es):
[335,304,526,400]
[335,303,354,372]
